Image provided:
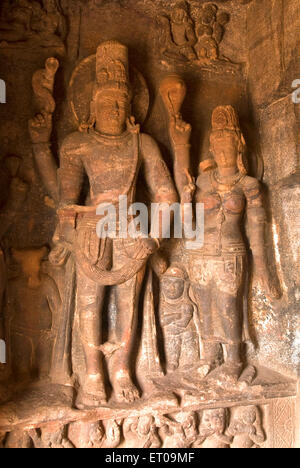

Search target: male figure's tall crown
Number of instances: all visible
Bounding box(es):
[95,40,130,95]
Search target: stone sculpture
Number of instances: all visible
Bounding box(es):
[159,264,200,372]
[7,247,61,381]
[29,41,177,407]
[164,101,279,381]
[159,1,197,62]
[228,405,266,448]
[0,0,66,48]
[198,408,232,448]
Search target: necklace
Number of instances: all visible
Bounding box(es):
[212,170,244,191]
[89,129,131,146]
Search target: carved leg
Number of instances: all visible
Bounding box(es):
[10,332,33,381]
[192,284,219,374]
[35,332,53,381]
[164,330,182,372]
[77,269,107,407]
[111,266,145,403]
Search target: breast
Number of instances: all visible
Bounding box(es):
[196,193,221,212]
[223,194,245,215]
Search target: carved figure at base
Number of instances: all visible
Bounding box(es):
[29,423,74,448]
[7,247,61,382]
[228,406,266,448]
[197,408,232,448]
[123,416,161,448]
[160,265,200,372]
[161,412,198,448]
[4,429,33,448]
[68,419,121,448]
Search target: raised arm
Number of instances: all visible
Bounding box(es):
[29,112,59,203]
[29,57,60,203]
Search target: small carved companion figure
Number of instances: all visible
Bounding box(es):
[4,429,33,449]
[0,156,28,342]
[29,423,74,449]
[228,406,266,448]
[123,416,161,449]
[159,1,197,62]
[161,412,198,448]
[0,0,66,48]
[6,247,61,381]
[193,2,230,65]
[68,420,121,448]
[160,265,200,372]
[197,408,232,448]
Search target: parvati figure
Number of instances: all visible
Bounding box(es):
[188,106,278,380]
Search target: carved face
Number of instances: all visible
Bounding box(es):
[90,423,105,445]
[202,6,216,26]
[210,129,240,169]
[201,409,226,434]
[171,8,187,23]
[239,407,257,425]
[94,89,130,136]
[43,0,56,12]
[162,277,185,300]
[137,416,153,436]
[182,414,197,436]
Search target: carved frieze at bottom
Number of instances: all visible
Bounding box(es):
[0,396,296,448]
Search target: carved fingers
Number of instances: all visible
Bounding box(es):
[28,112,53,144]
[169,114,191,147]
[181,170,196,203]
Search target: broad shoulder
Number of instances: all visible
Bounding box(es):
[61,131,91,152]
[196,171,212,190]
[241,175,262,192]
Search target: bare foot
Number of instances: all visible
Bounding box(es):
[114,372,140,403]
[238,365,256,385]
[77,374,107,409]
[208,363,243,383]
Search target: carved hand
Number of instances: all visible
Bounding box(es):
[169,114,191,148]
[181,170,196,203]
[131,238,158,260]
[28,112,53,144]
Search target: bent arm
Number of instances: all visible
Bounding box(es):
[33,142,59,203]
[58,137,85,208]
[140,134,178,241]
[244,179,268,266]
